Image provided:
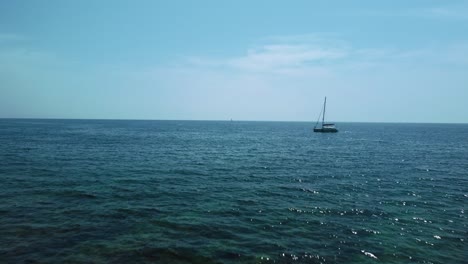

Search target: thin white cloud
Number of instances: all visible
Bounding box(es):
[358,5,468,20]
[183,39,348,76]
[227,44,347,72]
[417,6,468,20]
[179,35,468,78]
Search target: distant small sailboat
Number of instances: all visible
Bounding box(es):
[313,96,338,133]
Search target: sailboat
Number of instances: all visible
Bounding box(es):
[313,97,338,133]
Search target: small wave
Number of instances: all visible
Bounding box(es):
[150,219,238,240]
[302,188,319,194]
[52,190,98,199]
[114,247,219,263]
[171,169,208,176]
[114,207,161,217]
[414,165,445,173]
[236,199,257,205]
[361,250,378,259]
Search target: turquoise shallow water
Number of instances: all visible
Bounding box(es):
[0,119,467,263]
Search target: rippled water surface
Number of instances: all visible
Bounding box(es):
[0,119,467,263]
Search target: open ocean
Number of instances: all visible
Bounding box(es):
[0,119,466,263]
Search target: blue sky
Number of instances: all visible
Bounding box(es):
[1,0,467,122]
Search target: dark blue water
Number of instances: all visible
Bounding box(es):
[0,119,467,263]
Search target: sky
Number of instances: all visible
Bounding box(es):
[0,0,467,123]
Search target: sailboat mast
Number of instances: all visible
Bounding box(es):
[322,96,327,126]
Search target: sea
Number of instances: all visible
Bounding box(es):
[0,119,466,263]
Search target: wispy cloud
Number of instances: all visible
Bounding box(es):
[184,38,349,76]
[181,35,468,77]
[358,4,468,20]
[417,6,468,20]
[227,44,346,72]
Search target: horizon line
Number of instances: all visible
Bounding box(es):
[0,117,467,125]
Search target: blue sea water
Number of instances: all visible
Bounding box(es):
[0,119,467,263]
